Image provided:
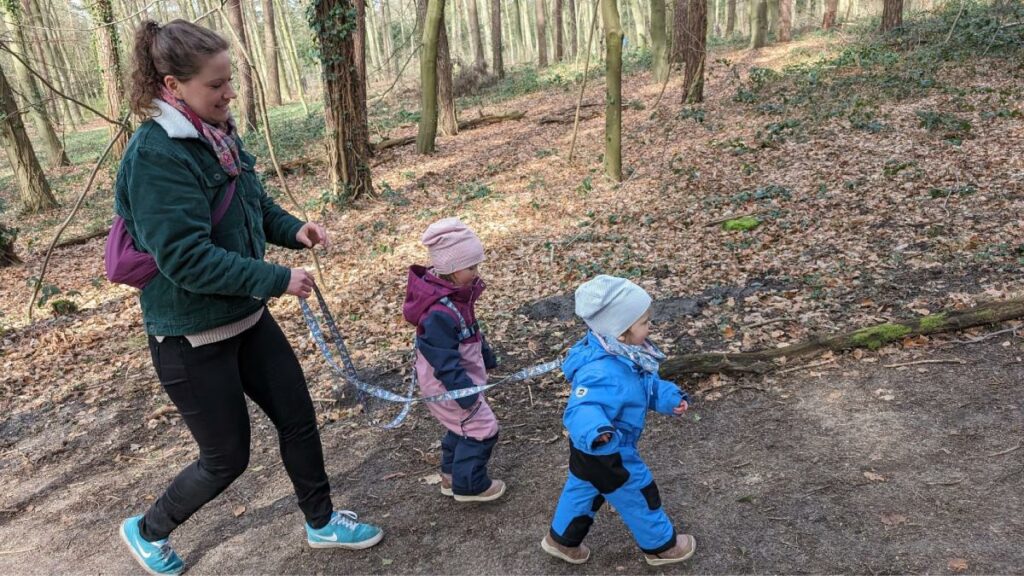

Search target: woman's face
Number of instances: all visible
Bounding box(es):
[165,50,236,126]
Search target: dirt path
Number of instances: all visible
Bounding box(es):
[1,338,1021,574]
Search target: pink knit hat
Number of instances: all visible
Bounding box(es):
[421,217,485,274]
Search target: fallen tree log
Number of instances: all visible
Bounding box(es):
[55,228,108,249]
[373,111,525,151]
[661,297,1024,378]
[538,102,601,124]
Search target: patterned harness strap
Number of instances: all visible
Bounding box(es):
[299,284,560,429]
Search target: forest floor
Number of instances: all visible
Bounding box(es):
[1,7,1023,575]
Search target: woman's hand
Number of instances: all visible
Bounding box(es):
[286,268,315,298]
[296,222,329,249]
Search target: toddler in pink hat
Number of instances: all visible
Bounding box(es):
[402,218,506,502]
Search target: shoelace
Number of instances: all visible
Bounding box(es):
[328,510,360,530]
[152,539,176,563]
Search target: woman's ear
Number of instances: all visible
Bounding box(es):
[162,75,181,97]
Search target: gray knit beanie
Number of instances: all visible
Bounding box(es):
[574,275,652,337]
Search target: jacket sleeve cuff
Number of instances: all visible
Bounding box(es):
[582,425,621,454]
[281,218,306,250]
[267,264,292,298]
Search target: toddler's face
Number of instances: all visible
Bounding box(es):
[449,264,480,286]
[619,309,652,346]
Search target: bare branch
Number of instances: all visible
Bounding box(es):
[0,41,128,128]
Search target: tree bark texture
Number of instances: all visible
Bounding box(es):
[600,0,622,181]
[261,0,282,105]
[312,0,374,197]
[750,0,767,47]
[671,0,685,63]
[554,0,564,60]
[491,0,505,77]
[536,0,548,67]
[468,0,488,70]
[880,0,902,32]
[0,63,55,212]
[417,0,444,152]
[682,0,706,102]
[821,0,837,29]
[650,0,668,82]
[726,0,735,34]
[226,0,258,133]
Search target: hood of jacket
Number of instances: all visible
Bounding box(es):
[562,331,624,382]
[402,265,485,327]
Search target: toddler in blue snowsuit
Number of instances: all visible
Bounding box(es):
[541,275,697,566]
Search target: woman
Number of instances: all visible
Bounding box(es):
[115,20,382,576]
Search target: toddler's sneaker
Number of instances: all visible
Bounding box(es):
[644,534,697,566]
[541,533,590,564]
[453,479,506,502]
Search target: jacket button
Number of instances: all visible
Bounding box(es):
[214,173,223,181]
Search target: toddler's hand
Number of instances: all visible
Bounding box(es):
[594,433,612,445]
[672,400,689,415]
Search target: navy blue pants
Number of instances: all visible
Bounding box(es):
[440,430,498,495]
[549,442,676,554]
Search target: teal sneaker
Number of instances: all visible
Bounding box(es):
[119,515,184,575]
[305,510,383,550]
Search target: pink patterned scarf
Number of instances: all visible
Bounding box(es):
[159,86,241,177]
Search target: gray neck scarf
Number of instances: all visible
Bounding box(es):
[593,332,666,374]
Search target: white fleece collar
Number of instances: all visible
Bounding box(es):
[150,99,199,140]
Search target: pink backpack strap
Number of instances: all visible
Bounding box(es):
[210,179,236,227]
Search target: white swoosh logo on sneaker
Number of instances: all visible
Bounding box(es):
[133,533,152,559]
[314,532,338,542]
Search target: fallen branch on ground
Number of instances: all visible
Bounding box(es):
[661,297,1024,378]
[373,112,525,151]
[883,358,966,368]
[54,228,109,249]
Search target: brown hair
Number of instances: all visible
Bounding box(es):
[129,19,230,119]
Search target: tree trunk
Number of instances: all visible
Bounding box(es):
[767,0,778,34]
[778,0,791,40]
[42,0,85,126]
[438,22,458,135]
[226,0,258,133]
[662,298,1024,378]
[628,0,646,47]
[682,0,706,102]
[417,0,444,153]
[491,0,505,77]
[536,0,548,67]
[243,2,268,95]
[880,0,902,32]
[750,0,767,47]
[380,0,398,82]
[354,0,367,90]
[821,0,837,29]
[650,0,668,82]
[601,0,622,182]
[512,0,528,59]
[520,0,534,57]
[0,2,69,167]
[671,0,685,62]
[0,64,55,212]
[276,0,310,115]
[21,0,61,124]
[365,0,383,78]
[467,0,488,70]
[312,0,374,198]
[89,0,130,159]
[566,0,577,59]
[554,0,564,60]
[261,0,282,105]
[726,0,736,34]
